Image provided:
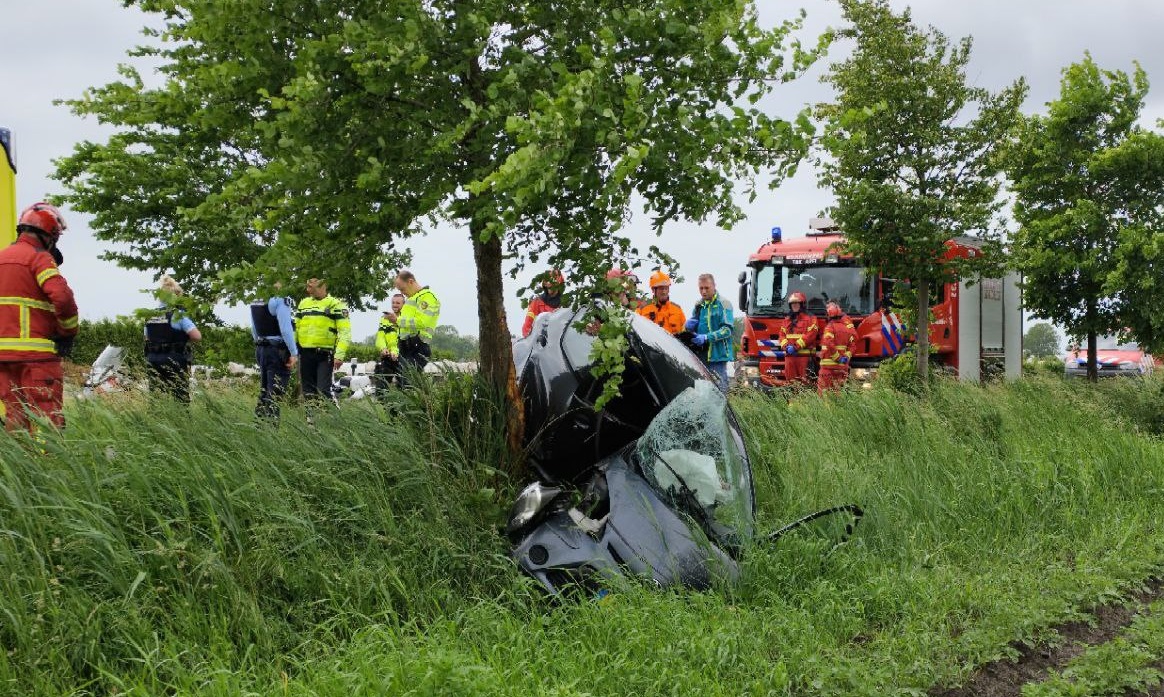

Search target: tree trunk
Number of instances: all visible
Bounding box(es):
[470,221,526,476]
[462,53,525,477]
[1086,331,1098,383]
[1085,297,1098,382]
[915,278,930,380]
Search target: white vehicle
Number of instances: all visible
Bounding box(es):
[82,345,130,397]
[332,358,378,400]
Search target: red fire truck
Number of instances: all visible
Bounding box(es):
[736,218,1022,388]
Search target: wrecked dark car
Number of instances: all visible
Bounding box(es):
[508,308,755,595]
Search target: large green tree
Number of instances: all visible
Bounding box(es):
[1101,122,1164,356]
[815,0,1026,379]
[1023,322,1060,359]
[1004,54,1163,380]
[55,0,818,459]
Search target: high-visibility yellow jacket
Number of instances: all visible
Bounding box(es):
[398,286,440,342]
[295,294,351,359]
[375,317,399,356]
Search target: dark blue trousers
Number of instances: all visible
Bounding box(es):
[255,343,292,421]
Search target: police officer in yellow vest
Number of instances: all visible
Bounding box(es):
[295,277,351,409]
[373,292,405,397]
[383,269,440,386]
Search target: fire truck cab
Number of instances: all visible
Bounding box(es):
[736,218,1023,388]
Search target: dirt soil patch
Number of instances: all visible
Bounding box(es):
[931,578,1164,697]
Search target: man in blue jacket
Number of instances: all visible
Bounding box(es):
[250,287,299,423]
[685,273,734,393]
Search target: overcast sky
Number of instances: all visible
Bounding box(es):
[3,1,1163,341]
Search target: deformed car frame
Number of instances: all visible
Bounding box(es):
[508,308,756,595]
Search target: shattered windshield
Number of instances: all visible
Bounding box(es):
[751,264,876,317]
[634,381,754,545]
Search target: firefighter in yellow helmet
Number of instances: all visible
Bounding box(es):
[384,269,440,386]
[636,270,686,335]
[295,278,351,413]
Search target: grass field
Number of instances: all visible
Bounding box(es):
[3,373,1164,695]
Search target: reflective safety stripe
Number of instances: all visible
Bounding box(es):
[59,315,79,330]
[399,287,440,340]
[0,337,56,351]
[0,296,54,311]
[36,267,60,286]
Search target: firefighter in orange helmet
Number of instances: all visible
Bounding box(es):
[0,202,79,432]
[522,269,565,337]
[817,301,857,394]
[777,291,819,387]
[636,270,686,335]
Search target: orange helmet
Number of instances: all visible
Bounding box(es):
[17,202,67,239]
[788,291,806,305]
[648,270,672,288]
[826,301,843,318]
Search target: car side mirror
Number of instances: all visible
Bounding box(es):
[738,282,749,314]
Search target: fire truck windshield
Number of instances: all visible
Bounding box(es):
[750,264,876,317]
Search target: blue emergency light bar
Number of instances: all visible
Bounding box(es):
[771,226,782,243]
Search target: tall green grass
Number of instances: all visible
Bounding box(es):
[3,374,1164,695]
[0,377,522,695]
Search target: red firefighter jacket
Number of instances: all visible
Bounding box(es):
[522,293,562,337]
[819,315,857,367]
[0,236,79,361]
[778,311,820,355]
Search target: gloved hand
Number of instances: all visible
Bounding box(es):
[691,333,708,347]
[684,318,698,332]
[53,336,75,359]
[839,356,849,365]
[784,345,797,356]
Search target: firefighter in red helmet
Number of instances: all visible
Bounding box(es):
[522,269,565,337]
[777,290,819,387]
[817,301,857,394]
[0,202,79,432]
[585,268,638,335]
[604,268,639,308]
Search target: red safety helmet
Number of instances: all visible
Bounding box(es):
[648,270,672,288]
[826,301,843,318]
[17,202,67,239]
[542,269,566,289]
[605,268,638,283]
[788,291,807,305]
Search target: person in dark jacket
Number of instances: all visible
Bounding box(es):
[250,284,298,423]
[144,276,202,403]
